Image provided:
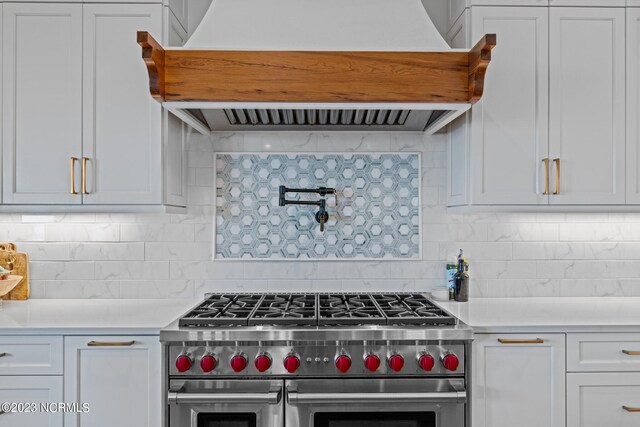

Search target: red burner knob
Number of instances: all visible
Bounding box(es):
[230,354,248,373]
[175,355,192,373]
[388,354,405,372]
[200,354,216,373]
[283,355,301,373]
[335,355,352,373]
[418,354,435,372]
[364,354,381,372]
[442,353,460,372]
[255,354,272,373]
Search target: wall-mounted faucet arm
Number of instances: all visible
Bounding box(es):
[278,186,334,232]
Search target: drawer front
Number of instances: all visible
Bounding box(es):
[0,376,63,426]
[568,333,640,372]
[0,336,63,375]
[567,373,640,427]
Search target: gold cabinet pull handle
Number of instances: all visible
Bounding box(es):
[82,157,90,195]
[623,350,640,356]
[542,158,550,195]
[623,406,640,412]
[553,158,560,195]
[498,338,544,344]
[70,157,78,195]
[87,340,135,347]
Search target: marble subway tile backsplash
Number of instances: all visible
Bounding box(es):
[1,132,640,298]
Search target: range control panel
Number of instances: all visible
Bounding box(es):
[168,343,465,377]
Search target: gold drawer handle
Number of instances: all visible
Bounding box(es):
[542,158,550,195]
[498,338,544,344]
[623,350,640,356]
[623,406,640,413]
[553,158,560,195]
[70,157,78,195]
[82,157,90,195]
[87,341,135,347]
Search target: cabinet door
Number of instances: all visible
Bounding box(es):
[2,3,82,205]
[470,7,549,205]
[0,376,63,427]
[473,334,566,427]
[0,4,3,204]
[628,9,640,204]
[567,373,640,427]
[163,8,188,207]
[64,336,161,427]
[82,4,163,205]
[549,8,626,205]
[447,11,470,206]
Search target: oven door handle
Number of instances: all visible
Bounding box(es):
[168,390,282,405]
[287,390,467,405]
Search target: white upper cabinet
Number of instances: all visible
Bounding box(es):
[0,4,3,204]
[163,7,189,207]
[548,7,626,205]
[2,3,83,205]
[628,8,640,204]
[468,7,549,205]
[0,2,189,210]
[473,334,566,427]
[550,0,626,6]
[447,1,631,209]
[82,4,163,205]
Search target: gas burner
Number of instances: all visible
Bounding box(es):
[178,293,456,328]
[178,294,264,327]
[318,294,385,325]
[250,294,317,326]
[372,294,456,326]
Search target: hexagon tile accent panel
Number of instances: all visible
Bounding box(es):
[215,153,420,259]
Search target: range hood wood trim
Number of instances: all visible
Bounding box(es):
[137,32,496,105]
[137,31,165,101]
[468,34,497,104]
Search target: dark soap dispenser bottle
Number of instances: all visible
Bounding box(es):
[454,249,469,302]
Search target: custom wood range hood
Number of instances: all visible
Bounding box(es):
[138,0,495,135]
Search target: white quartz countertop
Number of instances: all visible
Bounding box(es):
[0,299,200,335]
[435,297,640,333]
[2,297,639,336]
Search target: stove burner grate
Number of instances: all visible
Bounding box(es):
[178,294,264,327]
[179,293,456,328]
[318,294,386,325]
[371,294,457,326]
[249,294,318,325]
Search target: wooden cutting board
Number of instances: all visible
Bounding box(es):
[0,243,29,300]
[0,275,23,298]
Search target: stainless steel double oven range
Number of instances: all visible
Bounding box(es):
[161,293,472,427]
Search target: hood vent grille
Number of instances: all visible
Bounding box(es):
[223,108,410,127]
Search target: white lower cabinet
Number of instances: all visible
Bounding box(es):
[0,376,63,427]
[63,336,161,427]
[567,373,640,427]
[472,333,566,427]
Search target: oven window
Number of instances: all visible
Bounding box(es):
[197,413,256,427]
[314,412,435,427]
